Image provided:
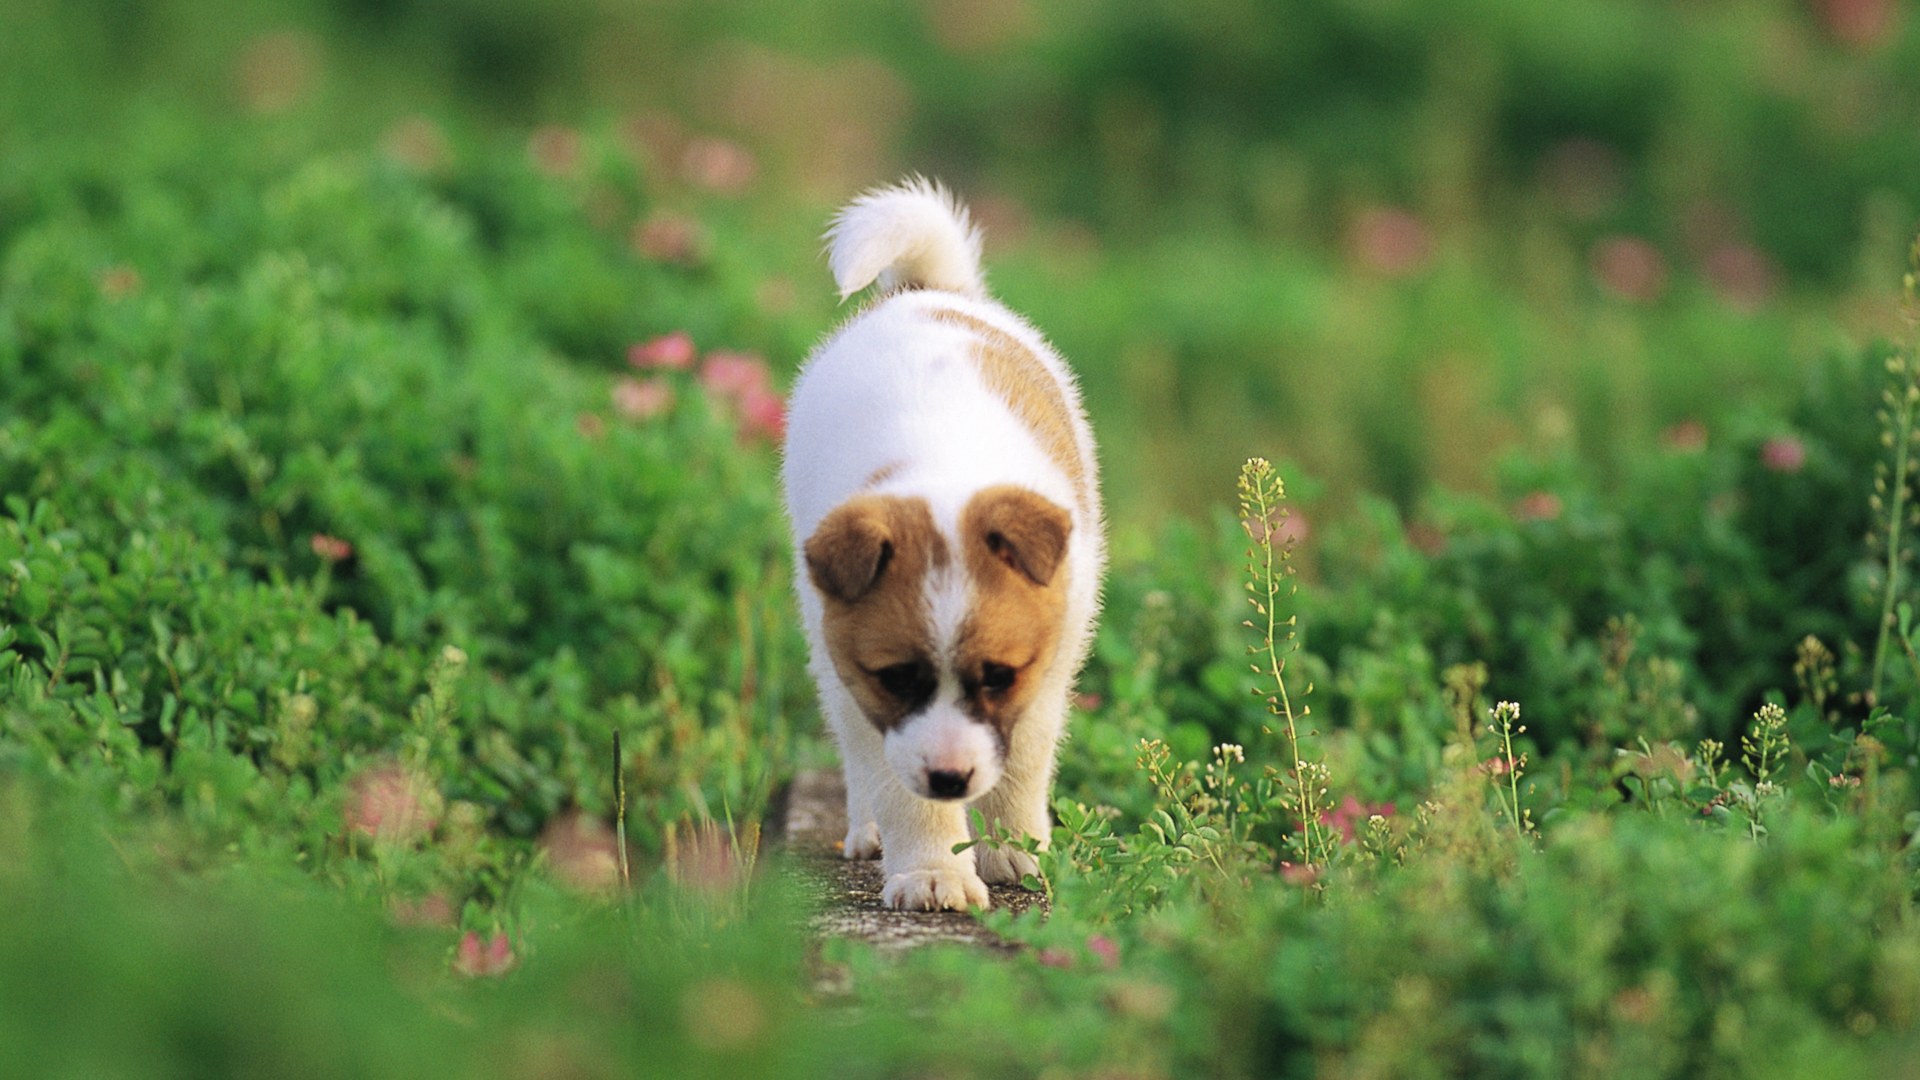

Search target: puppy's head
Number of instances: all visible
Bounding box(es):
[805,485,1071,802]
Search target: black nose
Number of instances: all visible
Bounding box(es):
[926,769,972,800]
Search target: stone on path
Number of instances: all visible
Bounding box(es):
[775,768,1049,953]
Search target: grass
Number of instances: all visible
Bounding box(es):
[7,1,1920,1077]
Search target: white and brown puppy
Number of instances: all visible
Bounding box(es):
[783,179,1104,912]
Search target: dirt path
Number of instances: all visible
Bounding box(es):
[775,768,1048,952]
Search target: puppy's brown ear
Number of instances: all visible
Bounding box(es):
[805,497,896,603]
[966,485,1072,587]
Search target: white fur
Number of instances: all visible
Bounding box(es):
[784,179,1105,912]
[825,177,985,300]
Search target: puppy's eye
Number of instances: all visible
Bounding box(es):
[980,662,1017,693]
[874,661,933,702]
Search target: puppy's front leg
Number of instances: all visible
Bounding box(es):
[971,702,1064,885]
[970,763,1053,886]
[839,756,883,860]
[875,783,989,911]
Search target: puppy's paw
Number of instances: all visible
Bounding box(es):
[842,820,882,860]
[974,843,1041,886]
[881,866,990,912]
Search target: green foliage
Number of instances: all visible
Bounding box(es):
[0,131,806,863]
[6,3,1920,1079]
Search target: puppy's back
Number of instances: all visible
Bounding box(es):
[785,180,1098,541]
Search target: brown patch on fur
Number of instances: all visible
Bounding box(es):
[955,486,1072,743]
[929,309,1088,508]
[864,461,904,489]
[805,495,948,730]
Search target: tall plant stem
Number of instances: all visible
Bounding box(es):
[1874,365,1919,705]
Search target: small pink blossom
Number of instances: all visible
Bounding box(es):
[540,812,623,894]
[1703,243,1779,314]
[1349,207,1432,278]
[1662,420,1708,453]
[1085,934,1120,969]
[527,125,582,178]
[453,930,515,977]
[680,137,757,195]
[699,351,772,399]
[1280,862,1320,887]
[1406,522,1447,556]
[1591,236,1667,303]
[1483,755,1518,777]
[99,265,143,299]
[1513,491,1563,523]
[382,116,451,173]
[628,331,696,371]
[344,765,440,844]
[575,412,607,441]
[236,30,319,115]
[390,893,454,928]
[1037,947,1074,970]
[669,819,752,895]
[311,533,354,562]
[634,213,705,265]
[737,384,787,443]
[1813,0,1900,50]
[612,377,673,421]
[1073,692,1104,712]
[1762,435,1807,474]
[1318,795,1394,843]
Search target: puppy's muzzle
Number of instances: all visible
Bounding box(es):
[925,768,973,800]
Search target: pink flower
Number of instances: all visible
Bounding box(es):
[1037,947,1074,970]
[390,893,454,928]
[310,533,354,562]
[1813,0,1900,50]
[668,819,753,896]
[1703,243,1779,314]
[680,137,757,195]
[1349,207,1432,278]
[453,930,515,977]
[612,377,674,420]
[699,351,772,399]
[1085,934,1120,969]
[1761,435,1807,474]
[236,30,319,115]
[1406,522,1447,556]
[382,116,451,173]
[737,384,787,443]
[540,812,623,894]
[527,125,582,178]
[344,765,441,844]
[1483,755,1517,777]
[629,331,696,371]
[575,412,607,440]
[1662,420,1708,453]
[99,265,142,299]
[1073,692,1104,712]
[634,213,705,265]
[1591,236,1667,303]
[1513,491,1563,523]
[1318,795,1394,843]
[1280,862,1320,887]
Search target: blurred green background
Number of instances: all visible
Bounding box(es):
[10,0,1914,527]
[8,5,1920,1076]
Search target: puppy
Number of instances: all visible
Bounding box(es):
[783,178,1105,911]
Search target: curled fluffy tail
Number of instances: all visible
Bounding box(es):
[826,177,985,300]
